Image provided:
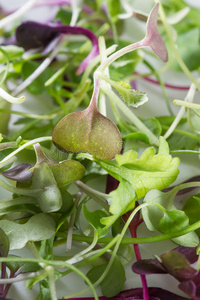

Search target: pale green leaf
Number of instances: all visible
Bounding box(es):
[0,213,56,250]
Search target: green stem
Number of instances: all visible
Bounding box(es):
[0,177,41,196]
[75,180,109,211]
[0,136,52,166]
[46,266,58,300]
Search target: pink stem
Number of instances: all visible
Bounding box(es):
[136,73,190,91]
[123,212,150,300]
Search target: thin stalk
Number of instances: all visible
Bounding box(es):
[12,35,68,96]
[66,192,82,251]
[164,81,197,139]
[66,230,99,265]
[75,180,109,211]
[100,83,159,146]
[0,136,52,166]
[97,40,145,73]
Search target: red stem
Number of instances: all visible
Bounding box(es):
[123,211,150,300]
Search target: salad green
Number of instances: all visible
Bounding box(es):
[0,0,200,299]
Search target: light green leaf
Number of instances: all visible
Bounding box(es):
[172,231,199,247]
[0,213,56,250]
[159,210,189,234]
[109,179,135,215]
[0,45,24,63]
[142,188,177,231]
[98,137,180,201]
[83,205,109,238]
[115,81,148,107]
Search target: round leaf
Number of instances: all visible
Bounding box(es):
[52,106,122,160]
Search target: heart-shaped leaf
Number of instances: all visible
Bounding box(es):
[52,105,122,160]
[34,143,85,187]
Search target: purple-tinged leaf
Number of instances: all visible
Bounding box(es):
[161,251,198,282]
[174,245,198,264]
[143,3,168,62]
[62,287,192,300]
[16,21,99,74]
[132,258,166,275]
[178,271,200,299]
[1,163,33,182]
[179,279,197,299]
[52,102,122,160]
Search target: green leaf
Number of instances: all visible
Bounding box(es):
[0,45,24,63]
[0,213,56,250]
[87,256,126,297]
[21,61,54,94]
[142,188,199,247]
[172,231,199,247]
[108,179,135,215]
[49,160,85,187]
[172,28,200,71]
[83,205,109,238]
[142,188,177,232]
[98,137,180,201]
[183,194,200,235]
[117,244,134,265]
[159,210,189,234]
[0,228,9,257]
[32,162,63,213]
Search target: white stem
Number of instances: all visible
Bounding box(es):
[0,87,25,104]
[70,0,83,26]
[0,136,52,166]
[164,81,198,139]
[173,99,200,110]
[12,35,69,96]
[0,0,38,29]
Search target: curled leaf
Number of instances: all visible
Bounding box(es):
[1,163,33,182]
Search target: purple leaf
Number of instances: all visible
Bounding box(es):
[16,21,99,74]
[132,258,166,275]
[1,163,33,182]
[178,271,200,299]
[62,287,192,300]
[143,3,168,62]
[173,245,198,264]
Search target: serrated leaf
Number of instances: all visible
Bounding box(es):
[98,137,180,218]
